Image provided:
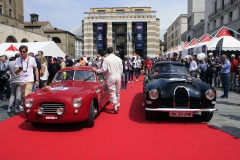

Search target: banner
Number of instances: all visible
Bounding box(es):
[193,46,202,55]
[136,23,143,49]
[97,24,104,50]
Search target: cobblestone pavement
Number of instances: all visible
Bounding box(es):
[0,87,239,138]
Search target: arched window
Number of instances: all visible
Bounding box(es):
[6,35,17,43]
[52,37,61,43]
[21,38,29,43]
[34,41,38,42]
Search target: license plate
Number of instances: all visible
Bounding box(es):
[46,116,58,120]
[169,112,193,117]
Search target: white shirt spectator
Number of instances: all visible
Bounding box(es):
[189,60,197,72]
[40,64,49,81]
[15,56,37,82]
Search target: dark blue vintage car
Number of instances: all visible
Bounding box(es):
[143,62,217,122]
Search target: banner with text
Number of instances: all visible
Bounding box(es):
[136,23,143,49]
[97,23,104,50]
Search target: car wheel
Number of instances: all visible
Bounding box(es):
[145,111,153,120]
[201,112,214,122]
[31,122,41,127]
[85,101,95,128]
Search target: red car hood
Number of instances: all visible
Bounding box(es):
[34,82,93,100]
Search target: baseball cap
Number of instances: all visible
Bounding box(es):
[231,54,235,57]
[208,52,213,56]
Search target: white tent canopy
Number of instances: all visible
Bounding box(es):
[207,27,240,51]
[0,41,66,58]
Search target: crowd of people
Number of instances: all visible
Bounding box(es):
[0,45,73,113]
[0,45,239,114]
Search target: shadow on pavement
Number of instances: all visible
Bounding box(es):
[129,93,205,124]
[18,121,84,132]
[208,125,240,139]
[216,101,239,106]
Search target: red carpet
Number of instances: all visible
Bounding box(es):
[0,76,240,160]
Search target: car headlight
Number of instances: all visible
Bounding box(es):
[72,98,82,108]
[205,89,215,100]
[148,89,159,100]
[25,98,33,108]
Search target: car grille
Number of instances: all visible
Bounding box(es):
[174,87,189,108]
[160,97,173,107]
[190,97,202,107]
[40,103,65,114]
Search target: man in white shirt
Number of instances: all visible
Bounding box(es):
[15,45,39,98]
[189,56,197,77]
[93,47,123,114]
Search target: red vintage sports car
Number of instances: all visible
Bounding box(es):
[24,66,110,127]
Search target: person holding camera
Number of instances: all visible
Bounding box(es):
[15,45,39,99]
[0,55,11,101]
[205,56,214,86]
[129,57,136,83]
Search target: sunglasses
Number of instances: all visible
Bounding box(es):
[20,51,27,53]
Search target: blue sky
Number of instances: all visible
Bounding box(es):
[24,0,187,40]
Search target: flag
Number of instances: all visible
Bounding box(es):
[128,31,131,43]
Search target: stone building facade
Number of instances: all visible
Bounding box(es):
[0,0,24,29]
[166,14,188,49]
[181,0,240,42]
[83,7,160,59]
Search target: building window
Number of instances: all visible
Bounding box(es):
[116,10,124,12]
[221,16,224,25]
[214,0,217,13]
[172,34,174,39]
[116,26,124,34]
[0,5,2,14]
[222,0,225,10]
[208,23,210,32]
[172,42,173,47]
[238,29,240,38]
[97,10,105,12]
[213,20,216,29]
[172,27,174,31]
[229,11,233,22]
[9,9,12,17]
[116,37,124,45]
[9,0,12,5]
[188,17,192,30]
[135,9,143,11]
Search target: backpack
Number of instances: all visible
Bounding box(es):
[49,63,57,73]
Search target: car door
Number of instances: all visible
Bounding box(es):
[97,73,107,109]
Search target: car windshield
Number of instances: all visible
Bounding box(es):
[151,64,189,76]
[54,70,96,82]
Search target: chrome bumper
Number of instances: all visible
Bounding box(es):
[145,108,217,112]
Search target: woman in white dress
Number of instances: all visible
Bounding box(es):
[38,56,49,88]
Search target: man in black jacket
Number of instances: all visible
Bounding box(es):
[121,56,130,90]
[205,56,214,86]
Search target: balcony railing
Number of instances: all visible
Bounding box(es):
[208,0,240,19]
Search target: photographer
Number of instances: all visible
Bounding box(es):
[0,55,10,101]
[129,57,136,83]
[205,56,214,86]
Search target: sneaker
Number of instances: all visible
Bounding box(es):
[220,95,225,98]
[15,108,22,113]
[7,107,12,113]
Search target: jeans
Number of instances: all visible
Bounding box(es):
[238,75,240,91]
[229,72,236,89]
[0,79,11,100]
[200,70,205,81]
[222,73,230,97]
[135,68,140,79]
[214,71,221,87]
[190,71,196,77]
[205,70,213,86]
[129,70,134,82]
[121,72,129,89]
[9,82,22,109]
[40,80,46,89]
